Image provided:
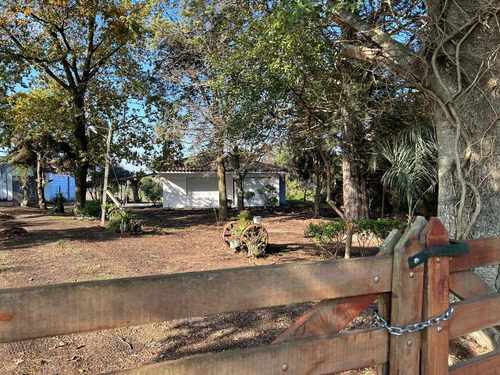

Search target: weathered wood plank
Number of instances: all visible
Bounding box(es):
[376,228,401,375]
[106,328,389,375]
[389,226,426,375]
[449,348,500,375]
[450,237,500,272]
[450,270,493,299]
[272,293,378,344]
[449,293,500,339]
[0,257,392,342]
[420,218,450,375]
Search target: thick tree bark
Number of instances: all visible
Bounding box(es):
[73,92,89,213]
[313,170,321,219]
[216,139,228,221]
[35,152,48,210]
[130,179,141,203]
[331,2,500,239]
[341,122,369,221]
[425,2,500,239]
[230,150,246,212]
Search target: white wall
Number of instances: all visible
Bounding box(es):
[161,173,220,208]
[241,173,280,207]
[160,172,285,209]
[0,165,13,201]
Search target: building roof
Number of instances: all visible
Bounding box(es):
[157,154,286,174]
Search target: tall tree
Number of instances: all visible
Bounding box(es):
[151,0,277,219]
[330,1,500,239]
[1,86,73,208]
[0,0,151,212]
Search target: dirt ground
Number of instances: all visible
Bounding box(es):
[0,203,490,374]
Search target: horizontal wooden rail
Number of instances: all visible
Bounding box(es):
[0,257,392,342]
[450,237,500,272]
[449,293,500,339]
[106,328,389,375]
[449,348,500,375]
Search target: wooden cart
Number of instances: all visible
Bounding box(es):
[222,221,269,256]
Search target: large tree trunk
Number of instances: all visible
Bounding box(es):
[216,139,228,221]
[73,92,88,214]
[342,122,369,221]
[230,149,245,212]
[313,159,322,219]
[35,152,48,210]
[425,3,500,240]
[130,179,141,203]
[331,2,500,239]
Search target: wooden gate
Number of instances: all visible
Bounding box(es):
[1,217,499,374]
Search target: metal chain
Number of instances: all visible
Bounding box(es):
[371,307,454,336]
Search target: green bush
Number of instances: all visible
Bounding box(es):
[305,218,407,258]
[140,177,163,205]
[107,210,135,233]
[305,221,347,257]
[81,201,117,219]
[81,200,102,218]
[257,184,278,209]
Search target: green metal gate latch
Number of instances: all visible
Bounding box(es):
[408,240,469,269]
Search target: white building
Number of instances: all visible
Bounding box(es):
[157,157,286,209]
[0,164,13,201]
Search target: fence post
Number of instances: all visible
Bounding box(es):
[376,229,402,375]
[420,218,450,375]
[389,217,427,375]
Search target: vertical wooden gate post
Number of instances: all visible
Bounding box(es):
[388,218,427,375]
[420,218,451,375]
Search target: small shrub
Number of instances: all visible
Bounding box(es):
[305,221,347,258]
[52,193,66,214]
[244,191,255,205]
[238,210,252,222]
[81,200,102,218]
[257,184,278,209]
[232,210,252,237]
[107,210,135,233]
[140,177,163,205]
[305,218,407,258]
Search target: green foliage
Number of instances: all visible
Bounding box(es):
[81,201,116,219]
[0,0,155,208]
[110,210,135,226]
[52,193,66,214]
[371,125,437,219]
[238,210,252,222]
[244,191,255,204]
[81,200,102,218]
[285,178,316,202]
[257,184,278,209]
[107,209,135,233]
[232,210,252,236]
[305,218,407,258]
[305,221,347,258]
[140,177,163,205]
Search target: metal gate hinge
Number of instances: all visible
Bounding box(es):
[408,240,469,269]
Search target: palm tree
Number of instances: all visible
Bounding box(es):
[371,125,438,221]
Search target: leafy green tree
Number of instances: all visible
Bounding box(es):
[330,1,500,239]
[0,0,152,212]
[371,125,438,221]
[150,0,278,219]
[1,85,73,208]
[140,176,162,206]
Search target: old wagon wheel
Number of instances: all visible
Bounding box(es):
[222,221,239,249]
[240,224,269,257]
